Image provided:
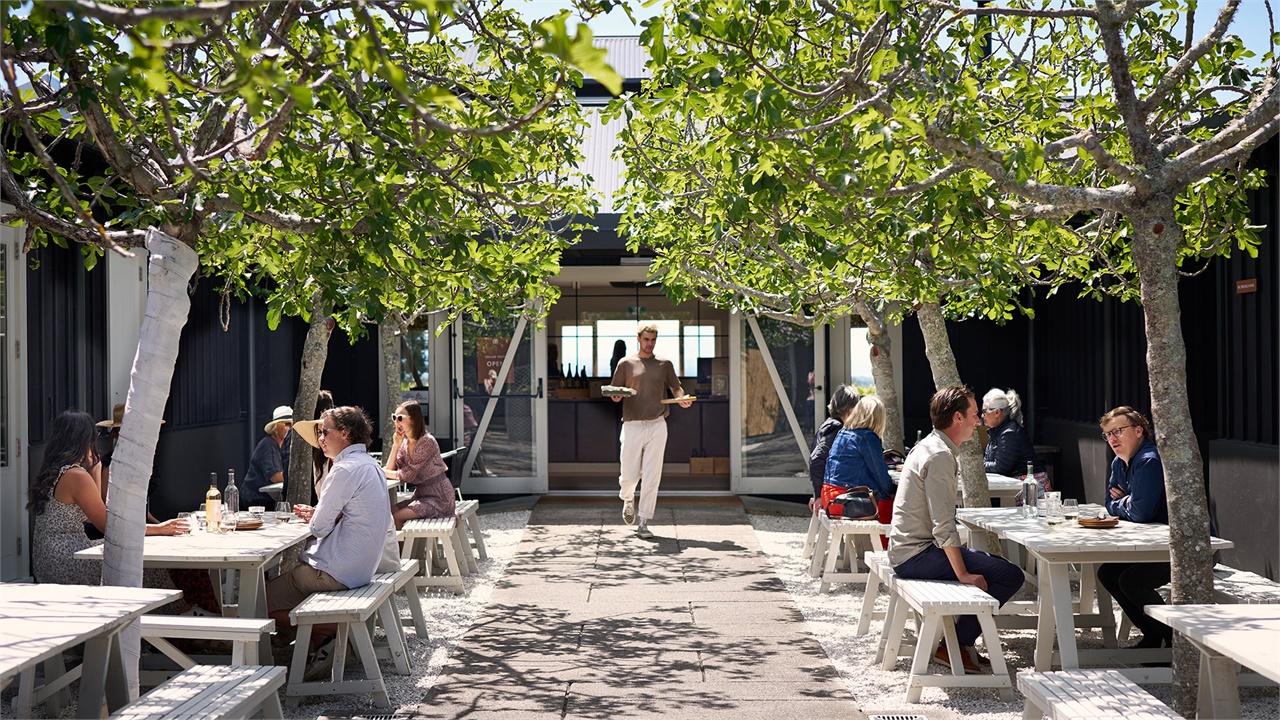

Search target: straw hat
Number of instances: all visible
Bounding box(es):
[293,420,321,449]
[96,403,164,428]
[264,405,294,434]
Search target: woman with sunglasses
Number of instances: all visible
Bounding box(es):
[383,401,454,529]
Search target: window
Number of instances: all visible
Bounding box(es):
[682,325,716,377]
[596,319,680,377]
[560,325,593,377]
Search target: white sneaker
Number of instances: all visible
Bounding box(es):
[636,522,654,539]
[622,499,636,526]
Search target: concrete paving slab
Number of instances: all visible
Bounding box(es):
[407,499,864,720]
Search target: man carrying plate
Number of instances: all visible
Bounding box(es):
[609,323,693,539]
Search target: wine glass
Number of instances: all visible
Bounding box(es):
[219,512,237,534]
[176,512,193,535]
[275,501,292,523]
[1062,498,1079,520]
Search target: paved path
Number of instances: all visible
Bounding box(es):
[410,499,865,719]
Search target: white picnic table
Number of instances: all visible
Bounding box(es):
[75,520,312,659]
[0,583,181,718]
[1146,603,1280,719]
[955,506,1234,671]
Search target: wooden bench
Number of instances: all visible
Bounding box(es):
[1018,669,1180,719]
[399,516,469,594]
[108,664,285,719]
[857,551,893,637]
[455,498,487,562]
[285,562,416,709]
[880,576,1013,702]
[138,615,275,687]
[811,514,889,592]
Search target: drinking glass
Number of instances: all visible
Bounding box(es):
[1062,499,1079,520]
[275,501,292,523]
[1036,498,1048,518]
[1046,498,1065,527]
[176,512,193,535]
[219,512,237,534]
[248,505,265,522]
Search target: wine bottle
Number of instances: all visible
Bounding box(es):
[224,469,240,520]
[206,473,222,533]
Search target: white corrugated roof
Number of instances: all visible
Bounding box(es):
[459,36,648,81]
[581,106,628,214]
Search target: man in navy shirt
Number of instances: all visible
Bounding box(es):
[1096,406,1171,648]
[243,405,292,508]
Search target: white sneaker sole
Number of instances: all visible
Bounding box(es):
[622,501,636,526]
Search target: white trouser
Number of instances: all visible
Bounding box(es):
[618,416,667,522]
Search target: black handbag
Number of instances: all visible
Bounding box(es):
[826,485,879,521]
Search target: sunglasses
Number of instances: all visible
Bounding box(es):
[318,426,338,438]
[393,414,407,422]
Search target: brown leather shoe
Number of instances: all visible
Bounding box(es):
[931,642,987,674]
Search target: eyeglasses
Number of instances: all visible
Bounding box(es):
[981,407,998,414]
[1101,426,1134,440]
[318,426,338,438]
[393,414,407,422]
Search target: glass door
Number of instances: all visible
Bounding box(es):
[731,314,820,494]
[0,221,28,580]
[454,314,546,494]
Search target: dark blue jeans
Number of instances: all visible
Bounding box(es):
[894,545,1024,646]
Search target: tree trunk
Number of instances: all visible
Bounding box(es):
[855,300,905,453]
[916,302,997,553]
[1130,209,1215,716]
[285,289,332,509]
[379,313,404,448]
[279,292,332,574]
[101,228,199,697]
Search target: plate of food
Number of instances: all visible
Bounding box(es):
[660,395,697,404]
[600,385,637,398]
[1077,516,1119,529]
[235,518,264,531]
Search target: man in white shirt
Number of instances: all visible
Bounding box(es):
[267,406,399,662]
[888,386,1023,673]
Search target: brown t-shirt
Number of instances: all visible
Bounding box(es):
[611,355,681,422]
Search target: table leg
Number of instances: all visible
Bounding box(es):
[1194,641,1241,720]
[79,631,129,718]
[1033,558,1057,671]
[1091,567,1117,648]
[1047,561,1079,669]
[238,567,273,661]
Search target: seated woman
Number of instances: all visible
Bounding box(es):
[981,388,1043,477]
[28,410,217,614]
[824,395,896,529]
[808,385,860,512]
[383,401,455,529]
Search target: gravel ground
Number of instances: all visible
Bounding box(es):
[747,512,1280,720]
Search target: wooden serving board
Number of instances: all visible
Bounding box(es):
[660,396,697,404]
[1077,517,1118,529]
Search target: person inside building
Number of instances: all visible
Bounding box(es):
[889,387,1024,673]
[808,384,860,511]
[29,409,218,615]
[242,404,292,508]
[267,405,400,675]
[610,323,693,539]
[1095,406,1173,649]
[383,400,455,529]
[981,387,1043,478]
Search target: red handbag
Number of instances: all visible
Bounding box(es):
[820,483,879,520]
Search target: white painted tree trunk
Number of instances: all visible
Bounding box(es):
[1130,210,1215,714]
[855,300,904,453]
[101,229,199,698]
[916,302,997,553]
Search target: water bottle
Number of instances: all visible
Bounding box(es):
[224,469,240,521]
[1022,461,1038,518]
